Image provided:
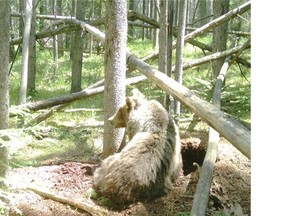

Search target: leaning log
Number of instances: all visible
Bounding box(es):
[64,19,251,158]
[127,53,250,159]
[191,56,231,216]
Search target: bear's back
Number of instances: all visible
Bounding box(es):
[126,99,169,139]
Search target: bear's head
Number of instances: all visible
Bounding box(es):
[108,89,147,128]
[109,89,169,139]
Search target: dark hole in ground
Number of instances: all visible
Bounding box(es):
[181,138,207,175]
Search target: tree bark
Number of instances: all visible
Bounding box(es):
[19,0,33,104]
[56,0,64,58]
[70,0,86,93]
[27,0,36,96]
[174,0,187,117]
[52,0,59,74]
[0,1,10,214]
[212,0,230,78]
[158,0,168,75]
[103,0,127,158]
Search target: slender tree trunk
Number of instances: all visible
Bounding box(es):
[142,0,146,40]
[158,0,167,75]
[102,0,127,158]
[52,0,59,73]
[159,0,172,109]
[19,0,33,104]
[128,0,135,40]
[27,0,36,96]
[18,0,24,52]
[70,0,86,93]
[174,0,187,117]
[0,1,10,214]
[198,0,208,27]
[89,0,95,57]
[165,0,174,112]
[152,0,159,48]
[56,0,64,58]
[212,0,230,78]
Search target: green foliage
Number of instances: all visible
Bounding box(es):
[9,36,250,168]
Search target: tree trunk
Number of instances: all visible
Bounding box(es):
[166,0,174,112]
[174,0,187,117]
[152,0,159,48]
[56,0,64,58]
[158,0,173,110]
[102,0,127,158]
[52,0,59,73]
[70,0,86,93]
[212,0,230,78]
[158,0,167,75]
[198,0,209,27]
[19,0,32,104]
[128,0,135,40]
[27,0,36,96]
[0,1,10,214]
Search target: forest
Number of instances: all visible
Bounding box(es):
[0,0,251,215]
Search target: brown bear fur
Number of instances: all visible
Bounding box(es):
[92,89,182,205]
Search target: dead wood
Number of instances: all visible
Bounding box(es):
[134,2,251,68]
[23,78,108,126]
[10,3,250,69]
[46,19,250,159]
[24,186,108,216]
[191,56,231,216]
[10,75,147,117]
[184,1,250,41]
[127,53,250,159]
[180,41,250,71]
[12,14,251,159]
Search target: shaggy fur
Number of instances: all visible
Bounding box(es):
[92,89,182,204]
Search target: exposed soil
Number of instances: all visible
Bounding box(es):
[7,131,250,216]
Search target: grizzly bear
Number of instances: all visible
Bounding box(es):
[92,89,182,205]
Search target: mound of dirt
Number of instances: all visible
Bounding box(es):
[8,136,250,216]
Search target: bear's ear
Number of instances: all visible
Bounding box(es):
[126,97,133,110]
[131,88,145,100]
[126,96,141,110]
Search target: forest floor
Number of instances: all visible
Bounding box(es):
[7,126,250,216]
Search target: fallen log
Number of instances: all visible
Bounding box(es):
[10,75,147,115]
[24,77,107,126]
[180,41,250,71]
[12,13,251,159]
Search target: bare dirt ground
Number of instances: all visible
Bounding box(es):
[7,131,250,216]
